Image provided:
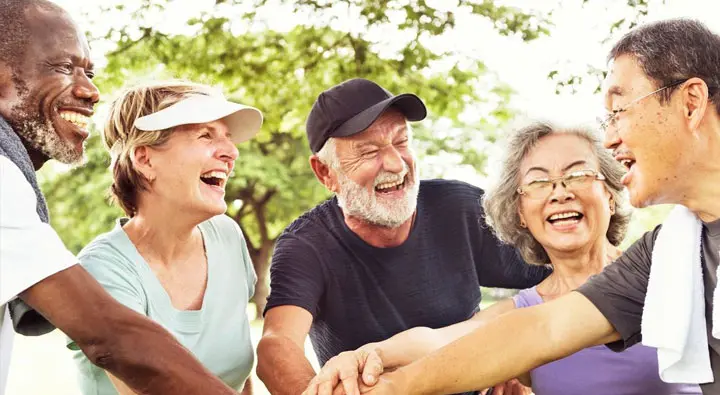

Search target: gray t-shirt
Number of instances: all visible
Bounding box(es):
[577,219,720,395]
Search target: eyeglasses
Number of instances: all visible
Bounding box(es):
[517,169,606,200]
[597,79,689,132]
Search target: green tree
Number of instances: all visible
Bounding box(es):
[44,0,554,317]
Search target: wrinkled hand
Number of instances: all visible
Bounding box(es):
[302,347,384,395]
[481,379,532,395]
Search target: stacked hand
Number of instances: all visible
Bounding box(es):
[302,346,532,395]
[302,346,385,395]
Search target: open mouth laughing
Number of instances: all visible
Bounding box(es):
[374,174,408,194]
[200,170,228,189]
[547,210,584,227]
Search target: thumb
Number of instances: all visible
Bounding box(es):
[361,351,384,386]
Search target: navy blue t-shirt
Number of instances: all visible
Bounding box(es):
[266,179,550,375]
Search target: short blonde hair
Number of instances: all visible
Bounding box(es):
[482,122,631,265]
[104,80,217,216]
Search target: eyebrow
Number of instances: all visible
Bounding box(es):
[524,160,589,176]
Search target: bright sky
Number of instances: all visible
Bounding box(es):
[50,0,720,184]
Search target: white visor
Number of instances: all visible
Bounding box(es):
[133,94,263,144]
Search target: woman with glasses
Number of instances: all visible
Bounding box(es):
[303,122,700,395]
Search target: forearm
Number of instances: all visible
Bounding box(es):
[401,295,617,394]
[240,378,252,395]
[257,334,316,395]
[403,308,555,394]
[20,266,234,394]
[375,300,515,369]
[372,327,445,369]
[99,311,236,394]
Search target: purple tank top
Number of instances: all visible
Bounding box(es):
[512,287,701,395]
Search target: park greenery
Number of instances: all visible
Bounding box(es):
[40,0,667,317]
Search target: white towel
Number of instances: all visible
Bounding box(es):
[642,205,713,383]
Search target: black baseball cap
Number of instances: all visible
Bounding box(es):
[306,78,427,153]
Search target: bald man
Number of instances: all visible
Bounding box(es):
[0,1,235,393]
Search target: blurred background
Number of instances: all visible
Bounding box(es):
[8,0,719,393]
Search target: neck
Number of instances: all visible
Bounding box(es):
[678,124,720,222]
[123,202,204,264]
[680,170,720,223]
[540,238,619,296]
[343,210,415,248]
[21,141,49,171]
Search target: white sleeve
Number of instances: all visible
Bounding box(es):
[0,156,76,304]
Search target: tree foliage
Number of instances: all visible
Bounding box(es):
[43,0,552,317]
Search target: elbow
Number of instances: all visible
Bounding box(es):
[74,316,140,372]
[77,333,123,371]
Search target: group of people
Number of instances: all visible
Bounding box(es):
[2,1,720,395]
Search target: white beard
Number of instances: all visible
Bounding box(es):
[335,163,419,228]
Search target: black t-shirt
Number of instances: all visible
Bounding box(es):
[578,222,720,395]
[265,179,550,369]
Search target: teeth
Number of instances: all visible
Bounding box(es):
[620,159,634,168]
[549,212,580,221]
[200,171,228,179]
[375,179,404,190]
[59,111,90,129]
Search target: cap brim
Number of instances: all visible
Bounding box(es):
[332,93,427,139]
[134,94,263,144]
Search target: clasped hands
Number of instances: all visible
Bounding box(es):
[302,345,530,395]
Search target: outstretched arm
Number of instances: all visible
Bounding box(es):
[303,299,516,395]
[21,266,236,394]
[371,292,619,395]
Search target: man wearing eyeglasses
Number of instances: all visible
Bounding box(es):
[354,18,720,395]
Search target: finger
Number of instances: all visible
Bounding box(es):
[361,351,384,386]
[493,384,505,395]
[332,384,347,395]
[304,380,319,395]
[339,374,360,395]
[318,379,337,395]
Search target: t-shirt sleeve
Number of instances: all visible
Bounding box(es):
[576,226,658,351]
[263,233,325,318]
[476,227,550,289]
[67,248,147,350]
[0,156,77,305]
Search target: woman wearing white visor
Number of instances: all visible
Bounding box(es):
[67,81,263,394]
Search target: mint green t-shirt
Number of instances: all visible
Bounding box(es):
[68,215,256,394]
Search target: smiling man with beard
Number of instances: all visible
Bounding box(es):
[256,78,551,395]
[0,1,246,394]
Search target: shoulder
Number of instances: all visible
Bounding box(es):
[420,179,483,198]
[512,286,543,308]
[418,179,485,220]
[203,214,243,240]
[278,198,338,242]
[618,225,661,267]
[77,224,138,276]
[0,156,40,218]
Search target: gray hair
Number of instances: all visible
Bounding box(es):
[316,137,340,169]
[482,122,631,265]
[609,18,720,113]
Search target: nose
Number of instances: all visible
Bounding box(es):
[603,125,621,150]
[216,127,239,163]
[72,73,100,105]
[549,182,575,203]
[381,146,405,174]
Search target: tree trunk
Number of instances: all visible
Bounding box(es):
[250,239,274,320]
